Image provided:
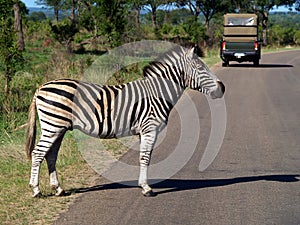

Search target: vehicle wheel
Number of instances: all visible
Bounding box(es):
[222,61,229,67]
[253,59,259,66]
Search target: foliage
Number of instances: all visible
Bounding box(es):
[182,18,208,44]
[35,0,63,21]
[28,11,47,21]
[268,12,300,45]
[0,72,42,131]
[22,0,300,49]
[77,0,127,47]
[50,19,79,52]
[269,24,297,46]
[253,0,296,11]
[26,20,52,41]
[0,0,24,94]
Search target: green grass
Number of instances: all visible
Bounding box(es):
[0,130,97,224]
[262,45,300,53]
[203,48,221,67]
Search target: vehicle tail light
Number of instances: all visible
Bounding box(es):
[222,41,226,51]
[254,42,259,51]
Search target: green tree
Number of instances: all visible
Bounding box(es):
[60,0,77,24]
[28,11,47,21]
[0,0,23,94]
[178,0,228,46]
[50,19,78,52]
[144,0,168,29]
[198,0,228,31]
[253,0,296,45]
[296,0,300,10]
[35,0,63,22]
[231,0,253,12]
[177,0,201,21]
[183,18,208,44]
[78,0,127,47]
[14,1,25,51]
[128,0,147,28]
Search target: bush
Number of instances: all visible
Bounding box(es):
[28,11,47,22]
[294,30,300,45]
[269,24,298,46]
[25,20,52,41]
[50,19,79,52]
[0,72,43,130]
[183,19,208,45]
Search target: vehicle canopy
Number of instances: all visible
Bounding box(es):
[223,13,258,42]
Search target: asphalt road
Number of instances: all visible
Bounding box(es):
[54,50,300,225]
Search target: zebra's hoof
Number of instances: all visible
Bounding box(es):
[32,191,42,198]
[143,190,157,197]
[55,187,65,197]
[31,186,41,198]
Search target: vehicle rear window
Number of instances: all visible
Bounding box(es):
[227,17,255,26]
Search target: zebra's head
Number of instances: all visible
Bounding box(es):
[184,46,225,99]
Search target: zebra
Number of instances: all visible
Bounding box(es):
[25,45,225,197]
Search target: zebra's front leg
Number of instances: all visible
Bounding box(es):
[45,139,65,197]
[48,167,64,196]
[138,132,157,197]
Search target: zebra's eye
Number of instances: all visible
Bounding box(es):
[192,60,201,68]
[191,61,199,69]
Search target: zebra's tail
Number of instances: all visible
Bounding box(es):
[25,92,37,160]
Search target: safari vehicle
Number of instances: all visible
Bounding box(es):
[220,13,261,66]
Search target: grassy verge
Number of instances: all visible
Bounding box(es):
[0,129,97,224]
[262,45,300,54]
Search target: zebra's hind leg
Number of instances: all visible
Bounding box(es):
[138,132,157,197]
[29,151,45,197]
[29,131,65,197]
[45,132,65,196]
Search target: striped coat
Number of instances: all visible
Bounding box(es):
[26,45,225,197]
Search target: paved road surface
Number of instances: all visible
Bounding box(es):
[54,50,300,225]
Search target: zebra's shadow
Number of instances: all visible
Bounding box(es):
[68,174,299,196]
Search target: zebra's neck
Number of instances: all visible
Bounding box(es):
[143,60,186,90]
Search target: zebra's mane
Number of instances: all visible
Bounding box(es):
[142,43,204,78]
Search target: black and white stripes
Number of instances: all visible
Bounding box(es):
[26,45,225,197]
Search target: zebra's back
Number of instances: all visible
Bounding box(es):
[36,79,113,137]
[35,78,163,139]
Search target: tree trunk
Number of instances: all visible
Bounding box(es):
[195,4,200,21]
[13,2,25,51]
[5,62,9,95]
[152,6,157,29]
[187,2,200,21]
[205,18,209,32]
[134,7,140,28]
[54,7,59,22]
[262,11,269,46]
[70,0,76,24]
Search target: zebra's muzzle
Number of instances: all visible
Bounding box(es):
[218,81,225,95]
[210,81,225,99]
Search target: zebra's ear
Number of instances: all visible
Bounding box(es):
[187,44,204,59]
[193,45,204,57]
[187,47,196,60]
